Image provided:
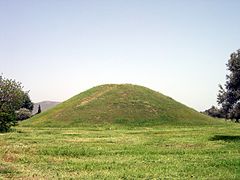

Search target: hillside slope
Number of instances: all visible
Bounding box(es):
[22,84,222,127]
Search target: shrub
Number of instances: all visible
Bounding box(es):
[0,112,17,133]
[16,108,32,121]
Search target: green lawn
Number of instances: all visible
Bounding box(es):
[0,123,239,179]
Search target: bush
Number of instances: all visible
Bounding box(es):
[16,108,32,121]
[203,106,223,118]
[0,112,17,133]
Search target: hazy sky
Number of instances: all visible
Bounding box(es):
[1,0,240,111]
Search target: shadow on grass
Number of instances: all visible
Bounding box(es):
[210,135,240,142]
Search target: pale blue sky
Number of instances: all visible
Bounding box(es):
[1,0,240,111]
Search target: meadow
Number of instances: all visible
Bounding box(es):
[0,123,239,179]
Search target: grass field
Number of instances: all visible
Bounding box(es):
[0,123,239,179]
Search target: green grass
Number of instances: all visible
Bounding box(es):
[2,84,238,178]
[0,123,239,179]
[21,84,222,127]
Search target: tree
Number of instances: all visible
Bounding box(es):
[0,75,25,113]
[37,105,41,114]
[21,92,34,112]
[217,49,240,122]
[0,75,31,132]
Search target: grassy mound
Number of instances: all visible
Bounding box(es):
[21,84,221,127]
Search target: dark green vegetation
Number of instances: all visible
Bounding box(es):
[0,113,16,133]
[0,75,33,132]
[0,124,239,179]
[22,84,221,127]
[218,49,240,122]
[205,49,240,122]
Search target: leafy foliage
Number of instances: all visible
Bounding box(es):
[218,49,240,122]
[21,93,34,111]
[203,106,223,118]
[0,75,33,132]
[0,112,16,132]
[0,75,24,113]
[16,108,32,121]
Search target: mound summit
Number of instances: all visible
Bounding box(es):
[22,84,220,127]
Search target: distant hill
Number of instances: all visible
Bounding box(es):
[32,101,60,114]
[23,84,222,127]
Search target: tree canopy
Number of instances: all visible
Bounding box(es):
[217,49,240,122]
[21,92,34,111]
[0,75,33,132]
[0,75,25,113]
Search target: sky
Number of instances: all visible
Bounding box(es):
[1,0,240,111]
